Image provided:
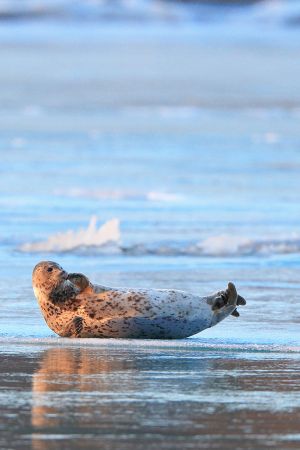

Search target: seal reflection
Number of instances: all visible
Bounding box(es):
[30,346,300,450]
[31,346,213,449]
[31,347,132,427]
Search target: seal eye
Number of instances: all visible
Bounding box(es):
[47,267,53,273]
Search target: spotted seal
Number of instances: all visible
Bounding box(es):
[32,261,246,339]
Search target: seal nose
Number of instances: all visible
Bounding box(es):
[60,270,68,280]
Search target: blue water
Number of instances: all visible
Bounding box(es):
[1,106,300,345]
[0,1,300,449]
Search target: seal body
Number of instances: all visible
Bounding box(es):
[32,261,246,339]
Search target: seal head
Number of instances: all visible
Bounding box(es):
[32,261,67,297]
[32,261,82,307]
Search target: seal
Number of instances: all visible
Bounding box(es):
[32,261,246,339]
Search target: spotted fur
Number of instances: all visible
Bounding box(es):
[32,261,246,339]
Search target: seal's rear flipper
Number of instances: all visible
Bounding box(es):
[231,308,240,317]
[211,282,237,310]
[210,282,246,327]
[227,282,248,318]
[231,294,246,318]
[237,295,246,306]
[211,284,246,318]
[226,282,238,306]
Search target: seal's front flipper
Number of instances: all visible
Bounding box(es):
[49,282,78,305]
[72,316,84,336]
[60,316,84,337]
[67,273,90,292]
